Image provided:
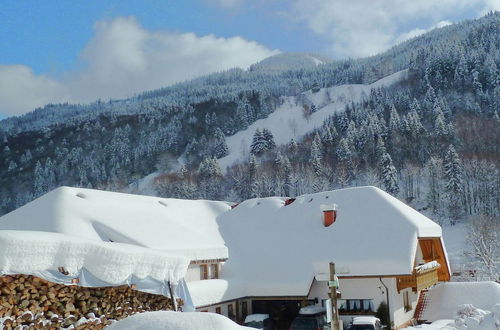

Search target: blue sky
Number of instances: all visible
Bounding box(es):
[0,0,497,117]
[0,0,319,75]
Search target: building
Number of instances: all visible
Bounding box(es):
[0,186,451,329]
[187,186,450,329]
[0,186,231,311]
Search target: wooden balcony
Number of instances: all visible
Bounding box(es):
[397,261,440,293]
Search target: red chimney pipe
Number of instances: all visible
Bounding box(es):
[321,204,338,227]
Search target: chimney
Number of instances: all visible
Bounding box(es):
[320,204,338,227]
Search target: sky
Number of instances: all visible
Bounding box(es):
[0,0,498,118]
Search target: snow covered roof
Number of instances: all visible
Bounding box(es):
[186,279,245,308]
[0,230,189,285]
[419,281,500,322]
[216,186,442,299]
[0,186,230,261]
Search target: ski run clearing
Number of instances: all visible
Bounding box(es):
[218,69,409,171]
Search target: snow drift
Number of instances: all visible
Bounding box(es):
[0,230,189,285]
[107,311,252,330]
[419,281,500,322]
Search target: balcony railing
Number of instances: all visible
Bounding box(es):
[397,261,440,293]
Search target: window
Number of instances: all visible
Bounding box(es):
[210,263,219,279]
[215,307,221,314]
[228,304,235,319]
[338,299,375,313]
[200,264,208,280]
[241,301,248,319]
[403,291,412,312]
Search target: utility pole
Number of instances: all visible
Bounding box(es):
[329,262,340,330]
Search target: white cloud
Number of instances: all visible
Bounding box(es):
[288,0,496,58]
[0,16,279,116]
[395,20,452,45]
[204,0,244,9]
[0,65,69,115]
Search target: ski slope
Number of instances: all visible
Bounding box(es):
[218,69,408,171]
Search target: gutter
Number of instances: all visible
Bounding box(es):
[379,277,391,328]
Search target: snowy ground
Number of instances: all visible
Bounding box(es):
[405,303,500,330]
[107,311,252,330]
[440,223,470,275]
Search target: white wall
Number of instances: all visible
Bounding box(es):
[389,283,419,328]
[309,278,418,329]
[185,264,201,282]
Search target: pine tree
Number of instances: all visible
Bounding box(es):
[281,155,292,196]
[434,112,448,138]
[375,138,387,166]
[198,157,223,199]
[288,138,298,154]
[7,161,17,172]
[443,145,464,222]
[33,161,45,197]
[248,155,259,198]
[310,134,323,176]
[250,129,266,155]
[389,105,400,131]
[262,128,276,151]
[380,153,399,195]
[425,157,443,218]
[213,128,229,158]
[336,138,352,163]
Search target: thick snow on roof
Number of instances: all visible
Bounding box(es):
[0,230,189,284]
[217,186,442,298]
[108,311,252,330]
[186,279,245,308]
[0,187,230,261]
[420,281,500,322]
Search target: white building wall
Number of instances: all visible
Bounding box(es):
[185,264,201,282]
[309,278,418,329]
[389,283,419,328]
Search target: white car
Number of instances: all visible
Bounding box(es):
[349,316,384,330]
[243,313,275,329]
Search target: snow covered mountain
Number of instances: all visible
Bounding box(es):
[248,53,331,73]
[218,70,408,171]
[0,12,498,250]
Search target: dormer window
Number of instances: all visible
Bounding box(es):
[200,263,219,279]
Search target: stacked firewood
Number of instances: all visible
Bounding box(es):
[0,274,177,329]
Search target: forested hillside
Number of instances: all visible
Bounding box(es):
[1,12,498,227]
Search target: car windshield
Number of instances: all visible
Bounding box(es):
[244,320,264,328]
[351,325,375,330]
[290,317,319,329]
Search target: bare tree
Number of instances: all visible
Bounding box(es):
[466,215,500,281]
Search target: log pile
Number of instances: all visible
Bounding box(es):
[0,274,178,329]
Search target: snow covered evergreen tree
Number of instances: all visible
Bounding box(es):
[380,153,399,195]
[262,128,276,151]
[443,145,464,223]
[310,133,323,176]
[213,128,229,158]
